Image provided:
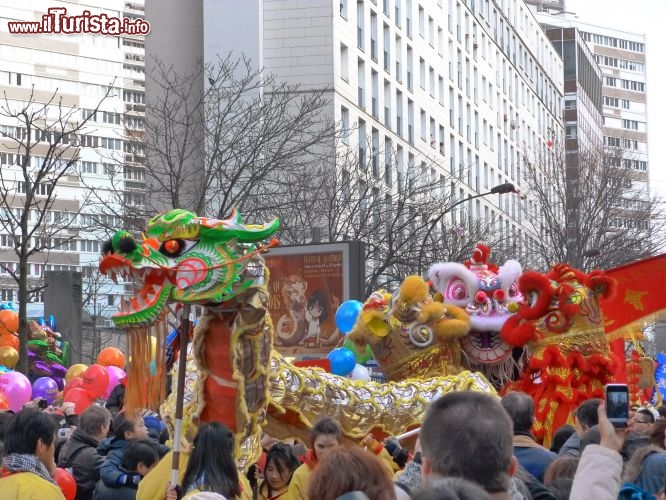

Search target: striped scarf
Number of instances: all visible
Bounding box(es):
[1,453,55,484]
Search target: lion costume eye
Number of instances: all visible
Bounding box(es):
[446,279,469,301]
[159,239,198,257]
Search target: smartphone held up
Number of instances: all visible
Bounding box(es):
[605,383,629,428]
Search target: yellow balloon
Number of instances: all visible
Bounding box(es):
[65,363,88,383]
[0,346,18,369]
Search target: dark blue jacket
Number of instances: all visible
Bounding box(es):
[513,434,558,483]
[97,438,130,487]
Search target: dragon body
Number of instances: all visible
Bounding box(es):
[99,209,494,470]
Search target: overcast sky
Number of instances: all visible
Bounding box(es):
[563,0,666,195]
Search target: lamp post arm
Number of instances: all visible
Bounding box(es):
[417,183,516,275]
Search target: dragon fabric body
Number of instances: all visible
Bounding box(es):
[99,209,494,470]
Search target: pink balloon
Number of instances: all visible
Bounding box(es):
[0,371,32,411]
[104,366,126,399]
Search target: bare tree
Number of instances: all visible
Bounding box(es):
[83,54,336,229]
[249,140,506,295]
[0,87,110,373]
[520,139,665,271]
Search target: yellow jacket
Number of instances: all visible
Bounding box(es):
[136,450,252,500]
[283,462,312,500]
[0,471,65,500]
[258,479,289,499]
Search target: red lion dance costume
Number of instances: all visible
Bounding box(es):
[500,263,617,447]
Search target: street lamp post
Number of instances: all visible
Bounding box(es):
[417,182,518,275]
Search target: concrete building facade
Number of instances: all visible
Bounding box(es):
[0,0,146,338]
[146,0,565,264]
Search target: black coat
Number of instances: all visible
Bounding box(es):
[58,428,105,500]
[105,384,125,416]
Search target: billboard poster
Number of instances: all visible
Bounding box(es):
[264,242,364,359]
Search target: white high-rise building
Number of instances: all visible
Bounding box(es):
[0,1,145,327]
[148,0,565,263]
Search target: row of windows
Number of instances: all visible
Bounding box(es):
[625,159,648,171]
[603,96,630,109]
[605,136,642,150]
[81,109,122,125]
[595,55,645,73]
[604,77,646,92]
[580,32,645,53]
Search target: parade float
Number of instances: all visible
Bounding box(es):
[99,209,495,471]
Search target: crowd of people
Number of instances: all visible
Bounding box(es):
[2,380,666,500]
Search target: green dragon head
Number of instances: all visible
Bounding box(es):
[99,209,280,328]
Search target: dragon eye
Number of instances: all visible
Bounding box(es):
[159,239,197,257]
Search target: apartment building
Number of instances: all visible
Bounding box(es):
[530,5,650,228]
[0,1,145,327]
[147,0,563,261]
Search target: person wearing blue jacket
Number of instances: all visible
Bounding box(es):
[97,413,150,488]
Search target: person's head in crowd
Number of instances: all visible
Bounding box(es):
[546,478,574,500]
[121,439,159,477]
[630,408,657,435]
[410,476,492,500]
[79,405,112,441]
[543,456,579,485]
[263,442,300,495]
[142,411,168,443]
[500,391,535,435]
[579,424,601,453]
[306,446,397,500]
[0,410,15,459]
[419,392,516,495]
[181,422,240,498]
[111,412,149,442]
[4,408,58,469]
[550,424,576,453]
[573,398,602,437]
[649,418,666,449]
[309,417,343,462]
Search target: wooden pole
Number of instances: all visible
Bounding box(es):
[170,303,191,487]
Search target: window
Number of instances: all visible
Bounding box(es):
[622,119,639,130]
[418,5,424,37]
[383,23,390,71]
[81,161,98,174]
[420,109,426,140]
[102,112,121,125]
[604,77,616,87]
[419,57,425,89]
[622,99,630,109]
[107,294,115,306]
[82,109,97,121]
[340,44,349,81]
[357,1,365,50]
[370,12,378,60]
[604,96,619,107]
[340,0,348,18]
[340,107,350,144]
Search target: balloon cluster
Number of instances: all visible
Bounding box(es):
[326,300,374,380]
[62,348,126,414]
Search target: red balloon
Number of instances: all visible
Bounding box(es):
[63,387,94,414]
[54,467,77,500]
[63,377,83,395]
[81,364,109,399]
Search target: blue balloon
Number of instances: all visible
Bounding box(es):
[327,347,356,376]
[48,314,56,331]
[0,365,11,374]
[38,317,46,326]
[335,300,363,334]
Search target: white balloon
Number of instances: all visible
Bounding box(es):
[350,363,370,381]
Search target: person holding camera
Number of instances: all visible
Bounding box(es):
[58,405,112,500]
